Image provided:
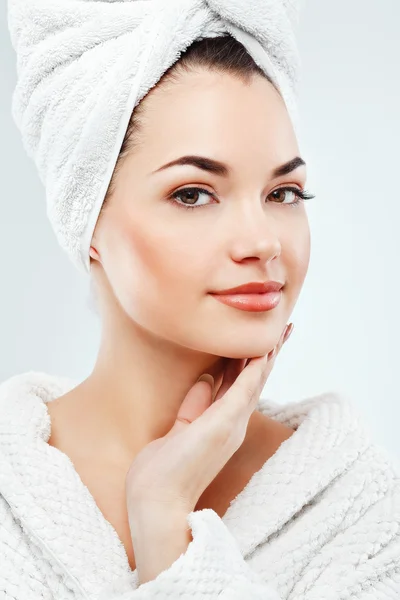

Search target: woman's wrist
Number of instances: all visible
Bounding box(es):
[129,504,193,585]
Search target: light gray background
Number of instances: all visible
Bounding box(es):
[1,1,399,459]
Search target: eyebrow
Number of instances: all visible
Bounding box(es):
[151,155,306,179]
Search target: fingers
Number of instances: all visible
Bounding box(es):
[167,374,214,436]
[213,358,247,403]
[213,322,294,426]
[268,321,294,364]
[282,322,294,345]
[169,322,293,444]
[212,323,290,404]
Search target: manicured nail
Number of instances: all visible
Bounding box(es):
[197,374,214,386]
[283,323,294,344]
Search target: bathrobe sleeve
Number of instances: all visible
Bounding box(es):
[98,500,400,600]
[97,508,282,600]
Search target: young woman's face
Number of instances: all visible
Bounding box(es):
[91,69,311,359]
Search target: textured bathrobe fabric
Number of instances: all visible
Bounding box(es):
[0,370,399,599]
[7,0,303,275]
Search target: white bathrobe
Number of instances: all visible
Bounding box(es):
[0,370,399,599]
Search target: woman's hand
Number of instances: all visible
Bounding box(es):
[125,322,293,583]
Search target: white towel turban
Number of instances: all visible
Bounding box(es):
[7,0,303,275]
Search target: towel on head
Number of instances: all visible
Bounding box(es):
[7,0,304,274]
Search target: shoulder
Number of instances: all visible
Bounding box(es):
[267,390,400,593]
[0,370,77,410]
[301,437,400,596]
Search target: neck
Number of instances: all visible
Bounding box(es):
[53,318,230,466]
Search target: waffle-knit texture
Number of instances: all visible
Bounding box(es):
[0,371,399,599]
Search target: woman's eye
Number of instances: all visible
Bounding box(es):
[269,188,303,205]
[169,187,214,210]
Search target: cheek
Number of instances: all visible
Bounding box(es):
[283,220,311,290]
[115,219,207,301]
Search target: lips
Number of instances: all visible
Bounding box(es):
[209,290,282,312]
[211,281,284,295]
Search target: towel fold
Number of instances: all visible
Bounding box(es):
[7,0,303,274]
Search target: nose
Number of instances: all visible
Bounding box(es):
[230,211,282,264]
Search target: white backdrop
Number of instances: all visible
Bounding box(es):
[1,0,399,458]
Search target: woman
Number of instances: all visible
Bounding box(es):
[2,1,399,599]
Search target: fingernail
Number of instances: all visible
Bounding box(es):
[267,347,276,360]
[283,323,294,344]
[197,374,214,386]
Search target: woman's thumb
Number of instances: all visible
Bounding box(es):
[166,374,215,437]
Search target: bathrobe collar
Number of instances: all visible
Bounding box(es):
[0,371,371,599]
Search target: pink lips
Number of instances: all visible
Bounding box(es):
[209,291,282,312]
[209,281,284,312]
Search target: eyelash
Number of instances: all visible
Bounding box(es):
[167,186,316,211]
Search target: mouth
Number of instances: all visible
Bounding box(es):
[208,290,282,312]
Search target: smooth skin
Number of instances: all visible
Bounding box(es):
[47,67,311,582]
[127,323,293,584]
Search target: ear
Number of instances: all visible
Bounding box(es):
[89,246,99,261]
